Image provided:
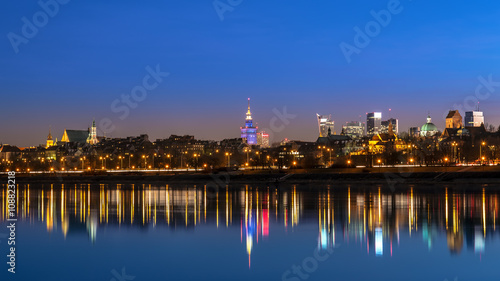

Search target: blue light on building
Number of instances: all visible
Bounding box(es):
[241,98,258,145]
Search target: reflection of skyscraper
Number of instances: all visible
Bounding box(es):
[375,227,383,256]
[465,111,484,127]
[240,98,258,145]
[316,114,334,137]
[366,112,382,136]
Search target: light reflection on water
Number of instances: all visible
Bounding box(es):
[0,183,499,280]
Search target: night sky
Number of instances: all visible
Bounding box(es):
[2,0,500,147]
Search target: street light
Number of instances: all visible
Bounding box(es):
[226,152,230,168]
[193,153,199,171]
[480,141,486,164]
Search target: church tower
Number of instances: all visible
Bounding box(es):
[46,127,54,148]
[87,119,98,145]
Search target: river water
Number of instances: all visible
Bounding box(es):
[0,182,499,281]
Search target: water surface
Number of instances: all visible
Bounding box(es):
[0,182,499,281]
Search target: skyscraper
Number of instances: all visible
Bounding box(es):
[240,98,258,145]
[316,114,334,137]
[381,118,398,135]
[342,121,364,139]
[366,112,382,137]
[257,131,270,148]
[465,111,484,127]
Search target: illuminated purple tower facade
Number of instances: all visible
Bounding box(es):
[240,98,258,145]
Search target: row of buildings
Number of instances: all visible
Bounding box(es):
[0,100,498,171]
[316,109,486,139]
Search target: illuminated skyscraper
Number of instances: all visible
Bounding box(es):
[257,131,269,148]
[465,111,484,127]
[366,112,382,137]
[240,98,258,145]
[316,114,334,137]
[381,118,398,135]
[342,121,364,139]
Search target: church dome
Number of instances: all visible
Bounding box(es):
[420,116,438,137]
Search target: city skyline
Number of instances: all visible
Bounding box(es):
[2,1,500,147]
[0,101,496,148]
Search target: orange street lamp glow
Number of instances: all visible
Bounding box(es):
[444,157,448,162]
[347,160,351,164]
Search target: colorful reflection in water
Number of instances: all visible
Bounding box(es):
[0,183,499,280]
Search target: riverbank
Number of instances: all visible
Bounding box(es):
[11,166,500,185]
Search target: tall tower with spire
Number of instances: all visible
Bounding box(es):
[87,119,98,145]
[46,127,54,148]
[240,98,258,145]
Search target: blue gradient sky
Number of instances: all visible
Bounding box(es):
[2,0,500,147]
